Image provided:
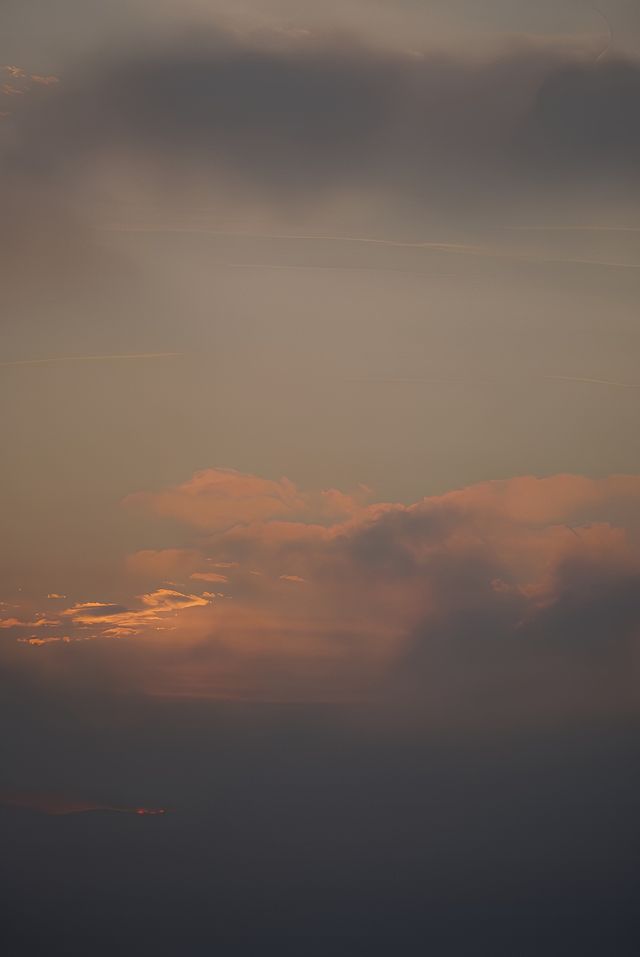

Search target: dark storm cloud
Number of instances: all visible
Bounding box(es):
[395,554,640,726]
[7,28,640,210]
[524,58,640,178]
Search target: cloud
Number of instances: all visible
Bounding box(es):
[18,634,86,645]
[420,473,640,526]
[7,26,640,216]
[126,468,305,530]
[523,58,640,177]
[10,468,640,725]
[0,616,60,629]
[3,15,640,360]
[190,571,229,583]
[55,589,212,638]
[29,75,59,86]
[0,61,59,123]
[139,587,210,612]
[127,467,368,531]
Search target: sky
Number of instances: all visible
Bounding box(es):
[1,2,639,954]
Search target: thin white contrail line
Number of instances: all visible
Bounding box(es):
[536,256,640,269]
[343,377,493,385]
[592,4,614,62]
[219,261,456,278]
[4,355,636,389]
[541,374,640,389]
[99,223,484,254]
[224,252,640,272]
[99,225,640,270]
[345,374,640,390]
[0,352,185,368]
[505,225,640,233]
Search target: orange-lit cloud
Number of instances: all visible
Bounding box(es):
[190,571,229,583]
[9,469,640,720]
[58,589,211,637]
[1,616,60,629]
[29,75,59,86]
[126,467,370,531]
[4,65,26,79]
[126,468,305,530]
[432,474,640,526]
[1,65,59,98]
[18,635,89,646]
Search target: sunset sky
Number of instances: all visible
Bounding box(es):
[1,2,639,953]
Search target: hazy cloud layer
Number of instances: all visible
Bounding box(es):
[4,26,640,220]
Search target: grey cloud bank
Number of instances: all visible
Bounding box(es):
[5,27,640,219]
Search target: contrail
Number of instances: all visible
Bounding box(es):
[541,374,640,389]
[345,373,640,390]
[505,225,640,233]
[343,376,492,385]
[591,4,614,62]
[219,261,456,279]
[99,223,482,253]
[535,256,640,269]
[0,352,185,368]
[100,224,640,271]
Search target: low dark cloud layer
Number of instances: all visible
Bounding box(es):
[2,663,639,955]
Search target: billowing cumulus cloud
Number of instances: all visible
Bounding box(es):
[127,467,370,531]
[7,468,639,725]
[127,468,309,530]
